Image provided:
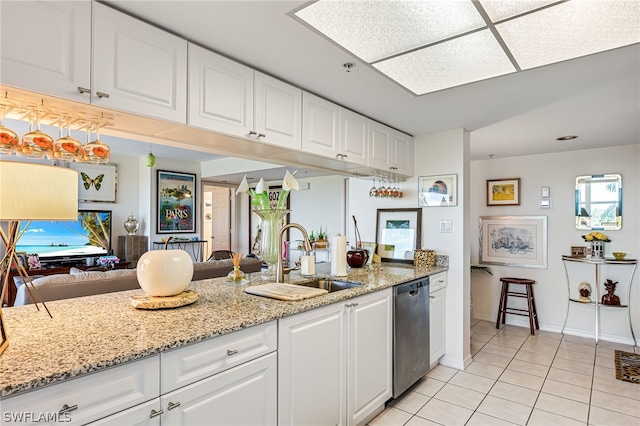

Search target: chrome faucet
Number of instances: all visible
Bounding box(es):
[277,223,313,283]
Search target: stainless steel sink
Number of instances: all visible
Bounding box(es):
[296,279,362,293]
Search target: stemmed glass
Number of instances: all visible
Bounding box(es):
[369,179,378,197]
[19,106,54,159]
[82,121,110,164]
[53,115,82,161]
[0,99,19,155]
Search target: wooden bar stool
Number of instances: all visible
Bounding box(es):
[495,277,539,335]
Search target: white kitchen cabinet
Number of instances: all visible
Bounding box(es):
[254,71,302,150]
[160,321,277,393]
[188,43,254,137]
[368,121,414,176]
[88,399,161,426]
[302,92,368,167]
[278,288,392,426]
[161,352,277,426]
[430,272,447,369]
[1,356,159,426]
[92,2,187,123]
[0,1,92,103]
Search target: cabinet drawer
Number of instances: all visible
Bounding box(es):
[161,321,277,393]
[1,356,159,426]
[430,272,447,293]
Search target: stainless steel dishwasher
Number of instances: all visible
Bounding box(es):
[393,276,430,398]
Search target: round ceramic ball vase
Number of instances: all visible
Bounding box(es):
[346,249,369,268]
[136,249,194,296]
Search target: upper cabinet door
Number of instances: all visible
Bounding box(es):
[302,92,340,158]
[92,3,187,123]
[254,71,302,150]
[367,121,392,171]
[0,1,91,103]
[188,43,254,138]
[391,131,414,176]
[340,108,368,167]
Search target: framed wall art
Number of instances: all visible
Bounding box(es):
[419,174,457,207]
[479,216,548,269]
[157,170,197,233]
[487,178,520,206]
[375,208,422,263]
[71,163,117,203]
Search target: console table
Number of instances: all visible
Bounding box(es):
[561,255,637,344]
[152,240,208,262]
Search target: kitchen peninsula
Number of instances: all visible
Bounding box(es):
[1,261,446,425]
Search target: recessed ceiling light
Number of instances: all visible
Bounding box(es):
[556,135,578,141]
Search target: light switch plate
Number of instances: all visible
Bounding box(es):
[440,220,452,233]
[541,186,550,198]
[540,199,551,208]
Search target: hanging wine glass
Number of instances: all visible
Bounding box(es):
[82,121,110,164]
[53,115,82,161]
[391,178,399,198]
[19,105,54,159]
[0,99,19,155]
[369,178,377,197]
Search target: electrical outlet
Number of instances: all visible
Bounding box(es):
[541,186,550,198]
[440,220,452,233]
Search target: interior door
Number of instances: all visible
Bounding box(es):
[211,186,231,251]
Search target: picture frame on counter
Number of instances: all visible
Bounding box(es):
[70,163,117,203]
[479,215,548,269]
[570,246,588,258]
[375,208,422,264]
[360,242,377,265]
[487,178,520,206]
[419,174,457,207]
[157,170,197,233]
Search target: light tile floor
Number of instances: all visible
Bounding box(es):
[369,320,640,426]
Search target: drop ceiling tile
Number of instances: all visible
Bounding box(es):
[374,29,516,95]
[478,0,562,22]
[295,0,486,63]
[496,0,640,69]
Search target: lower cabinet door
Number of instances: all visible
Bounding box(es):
[88,399,161,426]
[161,352,277,426]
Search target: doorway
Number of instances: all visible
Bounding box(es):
[203,185,231,254]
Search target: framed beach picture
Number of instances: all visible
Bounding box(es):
[419,174,457,207]
[479,216,548,269]
[375,208,422,263]
[487,178,520,206]
[71,163,117,203]
[157,170,197,233]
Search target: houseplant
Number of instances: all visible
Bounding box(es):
[315,227,328,249]
[582,231,610,259]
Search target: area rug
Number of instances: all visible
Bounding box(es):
[614,350,640,384]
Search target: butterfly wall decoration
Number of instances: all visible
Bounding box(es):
[81,172,105,191]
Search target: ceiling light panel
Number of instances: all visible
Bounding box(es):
[478,0,563,22]
[496,0,640,69]
[295,0,486,63]
[374,30,516,95]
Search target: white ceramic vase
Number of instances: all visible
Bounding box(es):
[136,249,194,296]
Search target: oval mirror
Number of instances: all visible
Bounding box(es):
[575,174,622,230]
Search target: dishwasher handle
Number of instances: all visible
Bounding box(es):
[394,278,429,296]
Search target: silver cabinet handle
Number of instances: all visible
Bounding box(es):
[96,91,110,99]
[336,154,349,160]
[389,166,398,170]
[167,401,181,411]
[430,295,435,299]
[346,303,359,308]
[77,87,90,95]
[248,130,257,136]
[149,409,164,418]
[257,133,266,138]
[59,404,78,415]
[227,349,238,356]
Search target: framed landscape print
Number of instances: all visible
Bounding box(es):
[419,174,457,207]
[71,163,117,203]
[479,216,548,269]
[157,170,196,233]
[375,208,422,263]
[487,178,520,206]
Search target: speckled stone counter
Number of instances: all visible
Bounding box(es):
[0,262,446,398]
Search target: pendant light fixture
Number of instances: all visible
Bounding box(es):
[146,144,156,167]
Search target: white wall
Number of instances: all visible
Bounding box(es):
[471,144,639,345]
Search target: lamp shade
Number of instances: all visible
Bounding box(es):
[0,161,78,220]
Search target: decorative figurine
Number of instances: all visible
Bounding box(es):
[601,279,620,306]
[578,282,592,302]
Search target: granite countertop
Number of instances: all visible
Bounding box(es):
[0,262,446,398]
